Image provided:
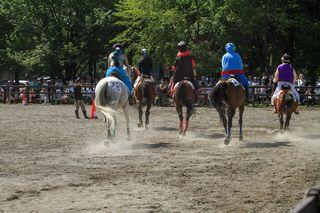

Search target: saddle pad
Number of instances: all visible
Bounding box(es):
[173,80,194,90]
[228,78,240,87]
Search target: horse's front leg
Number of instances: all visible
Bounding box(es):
[123,102,131,140]
[175,104,183,135]
[238,105,245,141]
[278,112,284,131]
[145,103,151,129]
[225,108,236,145]
[284,113,291,131]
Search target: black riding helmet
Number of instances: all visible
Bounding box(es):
[113,43,123,50]
[177,41,187,52]
[281,53,290,63]
[141,48,148,56]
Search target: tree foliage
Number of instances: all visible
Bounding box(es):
[0,0,319,83]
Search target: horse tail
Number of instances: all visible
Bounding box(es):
[142,81,156,103]
[95,79,116,131]
[209,82,227,107]
[177,82,193,111]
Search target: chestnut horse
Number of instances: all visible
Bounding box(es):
[209,78,245,145]
[131,67,157,128]
[273,84,298,131]
[172,80,196,136]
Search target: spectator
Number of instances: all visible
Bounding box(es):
[157,79,168,106]
[314,77,320,102]
[74,78,89,119]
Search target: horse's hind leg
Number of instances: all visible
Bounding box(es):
[175,104,183,135]
[238,105,244,141]
[123,102,131,140]
[225,108,236,145]
[145,103,151,129]
[284,113,291,131]
[137,103,143,127]
[183,103,193,136]
[105,118,112,145]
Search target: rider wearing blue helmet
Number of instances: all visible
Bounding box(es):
[105,43,133,95]
[221,43,249,95]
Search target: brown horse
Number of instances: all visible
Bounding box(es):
[132,69,157,128]
[209,78,245,145]
[273,85,298,131]
[172,80,196,136]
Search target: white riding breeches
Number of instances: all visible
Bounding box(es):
[271,81,300,105]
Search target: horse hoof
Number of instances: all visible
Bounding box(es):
[137,123,142,127]
[126,136,131,141]
[239,135,243,141]
[104,139,112,146]
[145,125,149,129]
[224,137,230,145]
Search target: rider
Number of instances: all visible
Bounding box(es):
[171,41,197,95]
[134,48,153,87]
[221,43,249,96]
[271,53,300,114]
[105,43,133,96]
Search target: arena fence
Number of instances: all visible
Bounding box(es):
[290,185,320,213]
[0,84,320,106]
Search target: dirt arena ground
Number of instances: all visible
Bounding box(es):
[0,104,320,212]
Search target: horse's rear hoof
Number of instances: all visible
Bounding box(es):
[224,137,230,145]
[137,123,142,127]
[239,135,243,141]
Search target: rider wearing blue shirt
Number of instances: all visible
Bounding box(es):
[105,44,133,94]
[221,43,249,91]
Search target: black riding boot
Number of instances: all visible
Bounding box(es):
[82,110,89,119]
[75,110,80,119]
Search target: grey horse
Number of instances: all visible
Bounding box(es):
[95,77,130,143]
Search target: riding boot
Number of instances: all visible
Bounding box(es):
[75,110,80,119]
[82,110,89,119]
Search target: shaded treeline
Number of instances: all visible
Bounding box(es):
[0,0,319,82]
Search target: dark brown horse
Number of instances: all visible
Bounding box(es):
[273,85,298,131]
[172,80,196,136]
[132,68,157,128]
[209,78,245,145]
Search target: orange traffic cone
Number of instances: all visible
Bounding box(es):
[90,98,97,119]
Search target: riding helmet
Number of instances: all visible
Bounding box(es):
[141,48,148,56]
[281,53,290,63]
[113,43,122,50]
[177,41,187,52]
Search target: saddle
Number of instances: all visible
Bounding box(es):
[110,72,121,80]
[134,75,153,89]
[281,84,291,90]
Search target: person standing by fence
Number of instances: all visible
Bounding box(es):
[74,78,89,119]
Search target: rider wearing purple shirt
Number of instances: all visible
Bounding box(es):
[271,54,300,114]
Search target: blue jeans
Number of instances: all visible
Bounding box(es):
[105,66,133,93]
